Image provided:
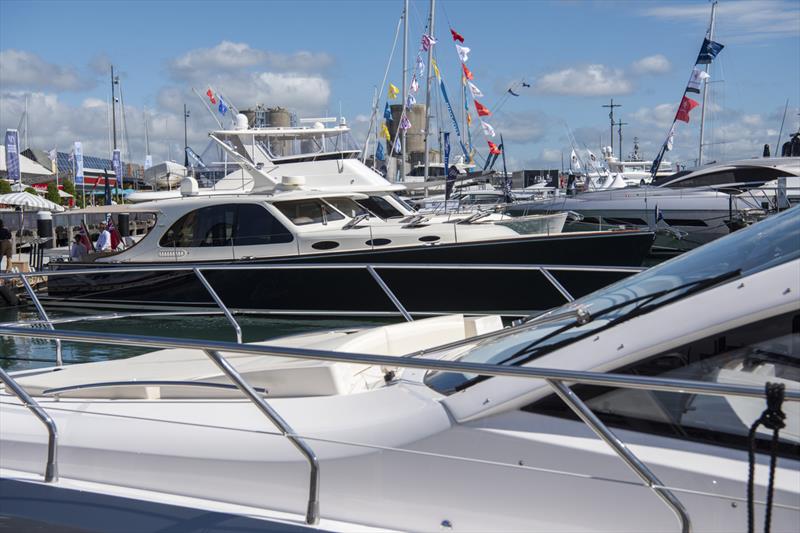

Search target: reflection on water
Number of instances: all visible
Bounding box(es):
[0,306,395,372]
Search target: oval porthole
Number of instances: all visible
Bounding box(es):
[419,235,440,242]
[311,241,340,250]
[366,238,391,246]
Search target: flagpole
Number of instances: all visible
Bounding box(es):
[423,0,435,183]
[400,0,408,183]
[698,1,717,166]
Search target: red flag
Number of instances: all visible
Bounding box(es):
[675,95,700,123]
[210,97,217,104]
[474,100,491,117]
[450,28,465,43]
[488,141,502,155]
[106,216,122,250]
[79,222,93,254]
[462,63,473,81]
[206,88,213,98]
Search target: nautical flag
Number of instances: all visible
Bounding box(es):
[487,141,502,155]
[432,59,440,79]
[406,94,416,108]
[4,130,20,183]
[384,102,392,121]
[400,115,411,131]
[570,149,581,171]
[695,38,724,65]
[467,112,472,126]
[507,88,519,97]
[462,63,473,80]
[381,123,391,141]
[480,120,496,137]
[206,88,217,105]
[218,98,228,116]
[686,67,710,94]
[48,148,57,161]
[421,34,437,51]
[474,100,490,117]
[587,149,597,164]
[376,141,385,161]
[666,125,675,151]
[455,44,470,63]
[675,95,700,123]
[450,28,465,43]
[388,83,400,99]
[393,135,401,153]
[416,55,425,75]
[106,214,122,250]
[467,81,483,98]
[410,77,419,93]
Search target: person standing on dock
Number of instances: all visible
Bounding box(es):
[95,221,111,252]
[0,220,12,273]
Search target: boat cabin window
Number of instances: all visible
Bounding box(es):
[159,204,292,247]
[355,196,404,219]
[273,199,345,226]
[325,197,371,218]
[522,311,800,458]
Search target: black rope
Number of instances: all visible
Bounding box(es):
[747,382,786,533]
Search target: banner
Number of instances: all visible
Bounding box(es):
[112,149,122,189]
[4,130,20,183]
[144,155,153,170]
[74,141,84,185]
[439,79,469,159]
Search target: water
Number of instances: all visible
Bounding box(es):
[0,306,396,372]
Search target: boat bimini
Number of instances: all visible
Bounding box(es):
[2,206,798,532]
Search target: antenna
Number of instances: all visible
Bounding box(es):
[602,98,622,152]
[616,119,628,161]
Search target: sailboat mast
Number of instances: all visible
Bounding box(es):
[423,0,435,181]
[111,65,118,150]
[400,0,408,182]
[698,1,717,166]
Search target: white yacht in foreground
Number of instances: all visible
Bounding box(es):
[1,206,798,532]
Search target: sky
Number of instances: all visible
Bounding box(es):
[1,0,799,172]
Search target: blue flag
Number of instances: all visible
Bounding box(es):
[695,38,724,64]
[218,98,228,116]
[4,129,20,183]
[383,102,392,121]
[376,141,385,161]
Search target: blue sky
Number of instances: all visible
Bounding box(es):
[1,0,798,170]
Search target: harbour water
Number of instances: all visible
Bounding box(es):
[0,306,395,372]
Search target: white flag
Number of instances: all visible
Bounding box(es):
[570,149,581,171]
[666,125,675,151]
[587,149,597,163]
[456,44,471,63]
[467,81,483,98]
[480,120,496,137]
[410,77,419,94]
[687,67,710,94]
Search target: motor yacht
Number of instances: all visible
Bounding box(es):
[1,205,798,532]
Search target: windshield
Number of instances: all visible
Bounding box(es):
[425,206,800,394]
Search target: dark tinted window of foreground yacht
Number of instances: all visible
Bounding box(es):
[356,196,405,219]
[159,204,292,247]
[425,206,800,394]
[273,199,345,226]
[523,312,799,457]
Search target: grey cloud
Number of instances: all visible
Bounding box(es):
[0,49,93,92]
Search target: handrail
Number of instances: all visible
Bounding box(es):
[18,274,62,366]
[192,268,243,343]
[42,380,269,396]
[0,366,58,482]
[366,265,412,322]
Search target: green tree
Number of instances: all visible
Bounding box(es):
[24,186,37,195]
[46,182,61,205]
[62,178,76,197]
[0,180,11,194]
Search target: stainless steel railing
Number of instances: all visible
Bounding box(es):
[2,326,799,530]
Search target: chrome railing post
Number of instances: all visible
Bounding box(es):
[365,265,413,322]
[0,366,58,482]
[202,349,320,525]
[192,268,242,344]
[19,273,62,366]
[538,267,575,303]
[546,379,691,533]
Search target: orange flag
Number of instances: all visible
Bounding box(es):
[488,141,502,155]
[462,63,474,81]
[474,100,490,117]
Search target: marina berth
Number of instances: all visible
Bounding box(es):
[1,206,798,532]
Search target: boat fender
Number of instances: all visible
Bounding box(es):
[0,285,19,307]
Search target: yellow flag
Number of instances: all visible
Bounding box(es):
[466,112,472,126]
[432,59,440,79]
[388,83,400,99]
[381,123,391,141]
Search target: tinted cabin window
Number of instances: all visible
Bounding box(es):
[326,197,370,218]
[522,312,800,457]
[160,204,292,247]
[274,199,345,226]
[356,196,404,219]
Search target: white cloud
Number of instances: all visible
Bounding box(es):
[642,1,800,42]
[538,148,562,163]
[535,64,632,96]
[0,50,91,91]
[631,54,671,75]
[632,103,679,129]
[488,111,550,143]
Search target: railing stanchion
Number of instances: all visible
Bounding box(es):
[19,273,62,366]
[539,267,575,302]
[366,265,413,322]
[202,349,320,525]
[0,366,58,482]
[546,379,691,533]
[193,268,242,343]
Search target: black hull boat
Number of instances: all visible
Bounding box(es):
[45,230,654,317]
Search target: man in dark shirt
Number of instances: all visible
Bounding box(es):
[0,220,12,272]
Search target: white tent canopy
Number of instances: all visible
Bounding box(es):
[0,191,65,211]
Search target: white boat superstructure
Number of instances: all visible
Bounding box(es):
[1,207,798,532]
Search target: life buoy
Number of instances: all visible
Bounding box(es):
[0,285,19,307]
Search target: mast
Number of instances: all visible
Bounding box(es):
[400,0,408,182]
[183,104,190,167]
[602,98,621,153]
[423,0,435,181]
[698,1,717,166]
[110,65,118,150]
